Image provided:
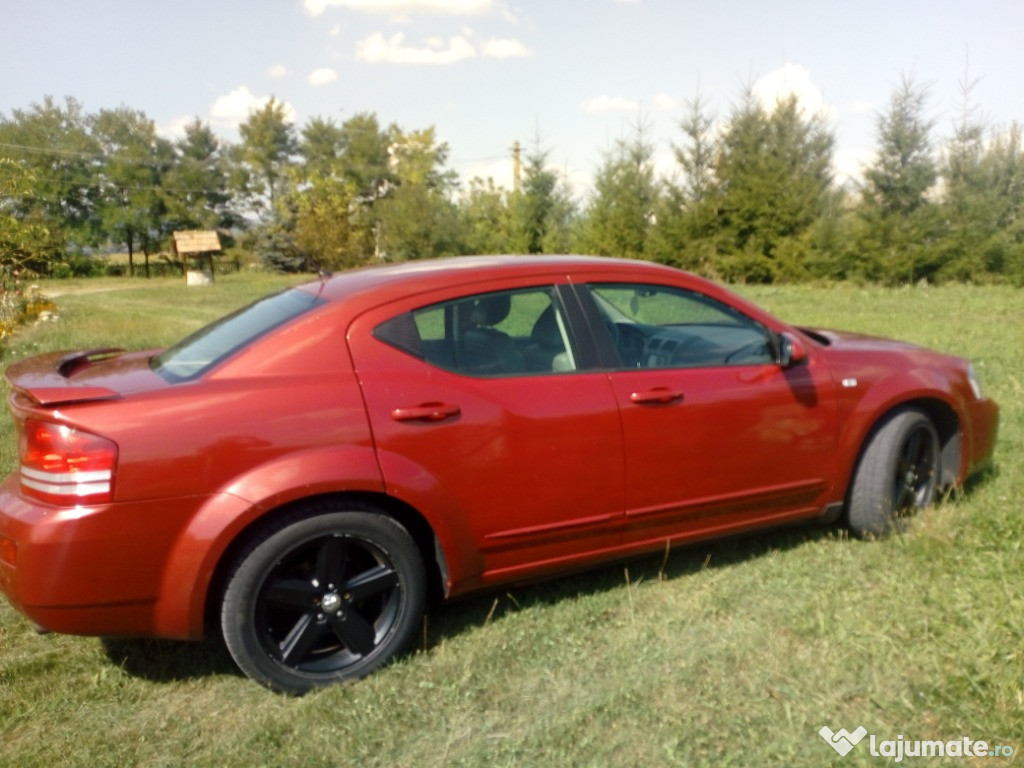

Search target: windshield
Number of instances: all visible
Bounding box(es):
[151,288,325,382]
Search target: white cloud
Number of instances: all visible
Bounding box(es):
[654,92,678,110]
[159,115,194,141]
[459,157,515,191]
[582,95,640,113]
[752,63,837,121]
[356,31,477,64]
[480,37,531,59]
[268,64,288,78]
[353,29,529,65]
[308,67,339,85]
[306,0,495,20]
[209,87,297,132]
[834,146,874,186]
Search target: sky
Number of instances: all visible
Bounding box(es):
[3,0,1022,198]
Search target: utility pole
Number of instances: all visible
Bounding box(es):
[511,140,522,192]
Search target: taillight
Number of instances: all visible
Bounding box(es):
[19,420,117,505]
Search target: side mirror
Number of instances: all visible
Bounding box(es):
[778,332,808,368]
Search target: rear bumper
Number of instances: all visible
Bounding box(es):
[0,475,201,637]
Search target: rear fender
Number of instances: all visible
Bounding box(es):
[152,446,386,638]
[372,448,484,596]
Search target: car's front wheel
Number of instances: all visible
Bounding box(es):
[220,503,426,694]
[847,407,941,538]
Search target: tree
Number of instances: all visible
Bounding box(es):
[235,98,298,218]
[289,117,461,266]
[577,117,659,260]
[91,107,172,276]
[979,125,1024,284]
[0,96,99,268]
[376,182,459,261]
[939,122,1024,284]
[508,140,576,254]
[675,92,718,205]
[650,93,720,271]
[299,117,345,180]
[290,175,361,271]
[0,158,63,275]
[457,177,513,254]
[375,127,460,261]
[338,112,395,204]
[859,75,940,283]
[163,118,235,234]
[864,75,937,217]
[714,92,834,281]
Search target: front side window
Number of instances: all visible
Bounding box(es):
[375,286,577,377]
[586,283,775,369]
[152,288,324,381]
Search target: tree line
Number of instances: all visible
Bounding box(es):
[2,75,1023,285]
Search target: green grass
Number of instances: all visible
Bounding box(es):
[1,278,1021,767]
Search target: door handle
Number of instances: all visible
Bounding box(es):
[391,402,461,422]
[629,388,684,405]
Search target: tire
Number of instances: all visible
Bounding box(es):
[847,408,941,538]
[220,503,426,694]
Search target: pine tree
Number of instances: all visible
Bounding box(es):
[577,118,659,260]
[858,75,941,283]
[715,92,834,281]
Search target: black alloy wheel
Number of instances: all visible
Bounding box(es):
[221,506,426,694]
[847,408,941,538]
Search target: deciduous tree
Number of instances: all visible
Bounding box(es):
[0,96,99,268]
[235,98,298,218]
[91,106,172,276]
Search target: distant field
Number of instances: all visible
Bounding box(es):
[0,276,1021,767]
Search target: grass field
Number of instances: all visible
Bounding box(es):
[0,275,1021,767]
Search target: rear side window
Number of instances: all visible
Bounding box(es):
[374,286,578,377]
[152,289,324,381]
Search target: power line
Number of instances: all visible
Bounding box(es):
[0,163,229,199]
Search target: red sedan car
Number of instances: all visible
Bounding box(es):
[0,256,999,693]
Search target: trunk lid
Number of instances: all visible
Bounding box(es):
[6,348,168,406]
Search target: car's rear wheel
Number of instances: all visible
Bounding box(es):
[847,408,941,538]
[220,503,426,694]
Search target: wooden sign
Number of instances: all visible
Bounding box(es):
[172,230,221,255]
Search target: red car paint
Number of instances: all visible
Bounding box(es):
[0,256,999,645]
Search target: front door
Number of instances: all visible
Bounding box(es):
[580,282,839,548]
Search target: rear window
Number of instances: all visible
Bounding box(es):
[151,289,324,382]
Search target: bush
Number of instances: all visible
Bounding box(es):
[0,273,57,348]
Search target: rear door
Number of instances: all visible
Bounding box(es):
[347,279,625,590]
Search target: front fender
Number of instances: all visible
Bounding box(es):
[152,446,386,638]
[832,366,965,497]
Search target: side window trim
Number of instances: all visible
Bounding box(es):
[568,282,631,370]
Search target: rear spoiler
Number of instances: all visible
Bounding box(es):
[6,349,124,405]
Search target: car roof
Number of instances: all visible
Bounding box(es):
[305,254,684,305]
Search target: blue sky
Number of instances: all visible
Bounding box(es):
[3,0,1021,196]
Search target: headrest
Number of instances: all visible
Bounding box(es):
[470,294,511,326]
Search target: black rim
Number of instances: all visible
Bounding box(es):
[892,424,937,512]
[254,534,402,674]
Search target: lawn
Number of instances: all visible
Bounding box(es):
[0,275,1021,767]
